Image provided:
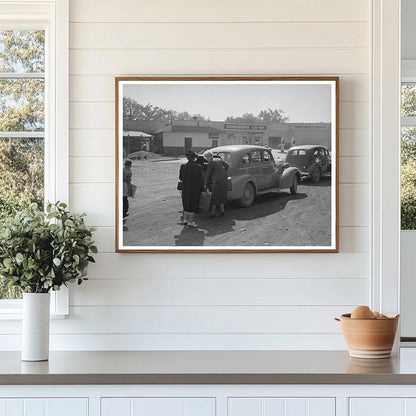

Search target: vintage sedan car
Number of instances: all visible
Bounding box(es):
[208,145,301,208]
[284,145,331,183]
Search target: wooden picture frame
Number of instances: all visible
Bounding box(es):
[115,77,339,253]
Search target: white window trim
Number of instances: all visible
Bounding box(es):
[371,0,401,322]
[0,0,69,316]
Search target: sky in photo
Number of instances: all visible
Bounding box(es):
[123,81,333,123]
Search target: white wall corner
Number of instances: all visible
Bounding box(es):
[371,0,401,315]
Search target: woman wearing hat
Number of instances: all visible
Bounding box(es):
[203,150,229,218]
[179,150,204,227]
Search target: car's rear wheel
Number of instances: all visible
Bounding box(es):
[290,175,298,195]
[312,167,321,183]
[239,182,255,207]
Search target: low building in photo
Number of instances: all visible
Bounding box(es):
[124,118,332,155]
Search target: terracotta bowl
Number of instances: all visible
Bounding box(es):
[338,313,399,359]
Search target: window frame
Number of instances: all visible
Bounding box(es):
[371,0,401,319]
[0,0,69,316]
[401,61,416,231]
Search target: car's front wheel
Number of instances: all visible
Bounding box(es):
[312,167,321,183]
[239,182,255,208]
[290,175,298,195]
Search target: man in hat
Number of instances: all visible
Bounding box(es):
[123,159,132,219]
[179,150,204,227]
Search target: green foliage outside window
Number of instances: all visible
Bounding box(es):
[401,84,416,230]
[401,127,416,229]
[0,30,45,299]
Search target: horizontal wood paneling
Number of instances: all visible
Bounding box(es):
[70,74,369,103]
[60,0,373,351]
[339,157,369,183]
[70,76,115,102]
[69,49,368,76]
[70,129,114,157]
[70,22,368,50]
[339,102,369,129]
[339,227,369,253]
[69,157,114,183]
[69,183,114,226]
[339,129,369,157]
[54,305,353,334]
[339,183,369,227]
[0,333,347,350]
[86,252,369,279]
[70,103,114,129]
[70,277,368,306]
[0,306,355,335]
[91,227,115,253]
[69,0,369,23]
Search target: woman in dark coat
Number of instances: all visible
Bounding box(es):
[179,150,204,227]
[203,150,229,218]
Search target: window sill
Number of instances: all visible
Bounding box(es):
[0,311,68,320]
[0,287,69,318]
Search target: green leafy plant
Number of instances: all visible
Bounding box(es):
[0,202,97,293]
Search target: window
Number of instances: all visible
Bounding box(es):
[263,151,271,162]
[401,81,416,230]
[216,152,231,163]
[0,30,45,300]
[0,0,69,314]
[289,149,306,156]
[250,151,262,163]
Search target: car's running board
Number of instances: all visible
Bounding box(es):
[257,187,280,195]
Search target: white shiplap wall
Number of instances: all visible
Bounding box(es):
[53,0,371,350]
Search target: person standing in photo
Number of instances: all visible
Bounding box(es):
[204,150,229,218]
[123,159,132,219]
[280,138,286,153]
[179,150,204,227]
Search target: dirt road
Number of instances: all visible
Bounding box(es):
[123,157,332,248]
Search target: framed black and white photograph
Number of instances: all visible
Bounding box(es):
[115,77,339,253]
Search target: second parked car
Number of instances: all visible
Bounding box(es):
[208,145,301,208]
[285,145,331,183]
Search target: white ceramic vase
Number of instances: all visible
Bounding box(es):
[22,292,50,361]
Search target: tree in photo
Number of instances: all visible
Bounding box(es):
[225,108,288,124]
[123,97,207,121]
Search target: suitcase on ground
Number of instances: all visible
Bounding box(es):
[199,192,211,212]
